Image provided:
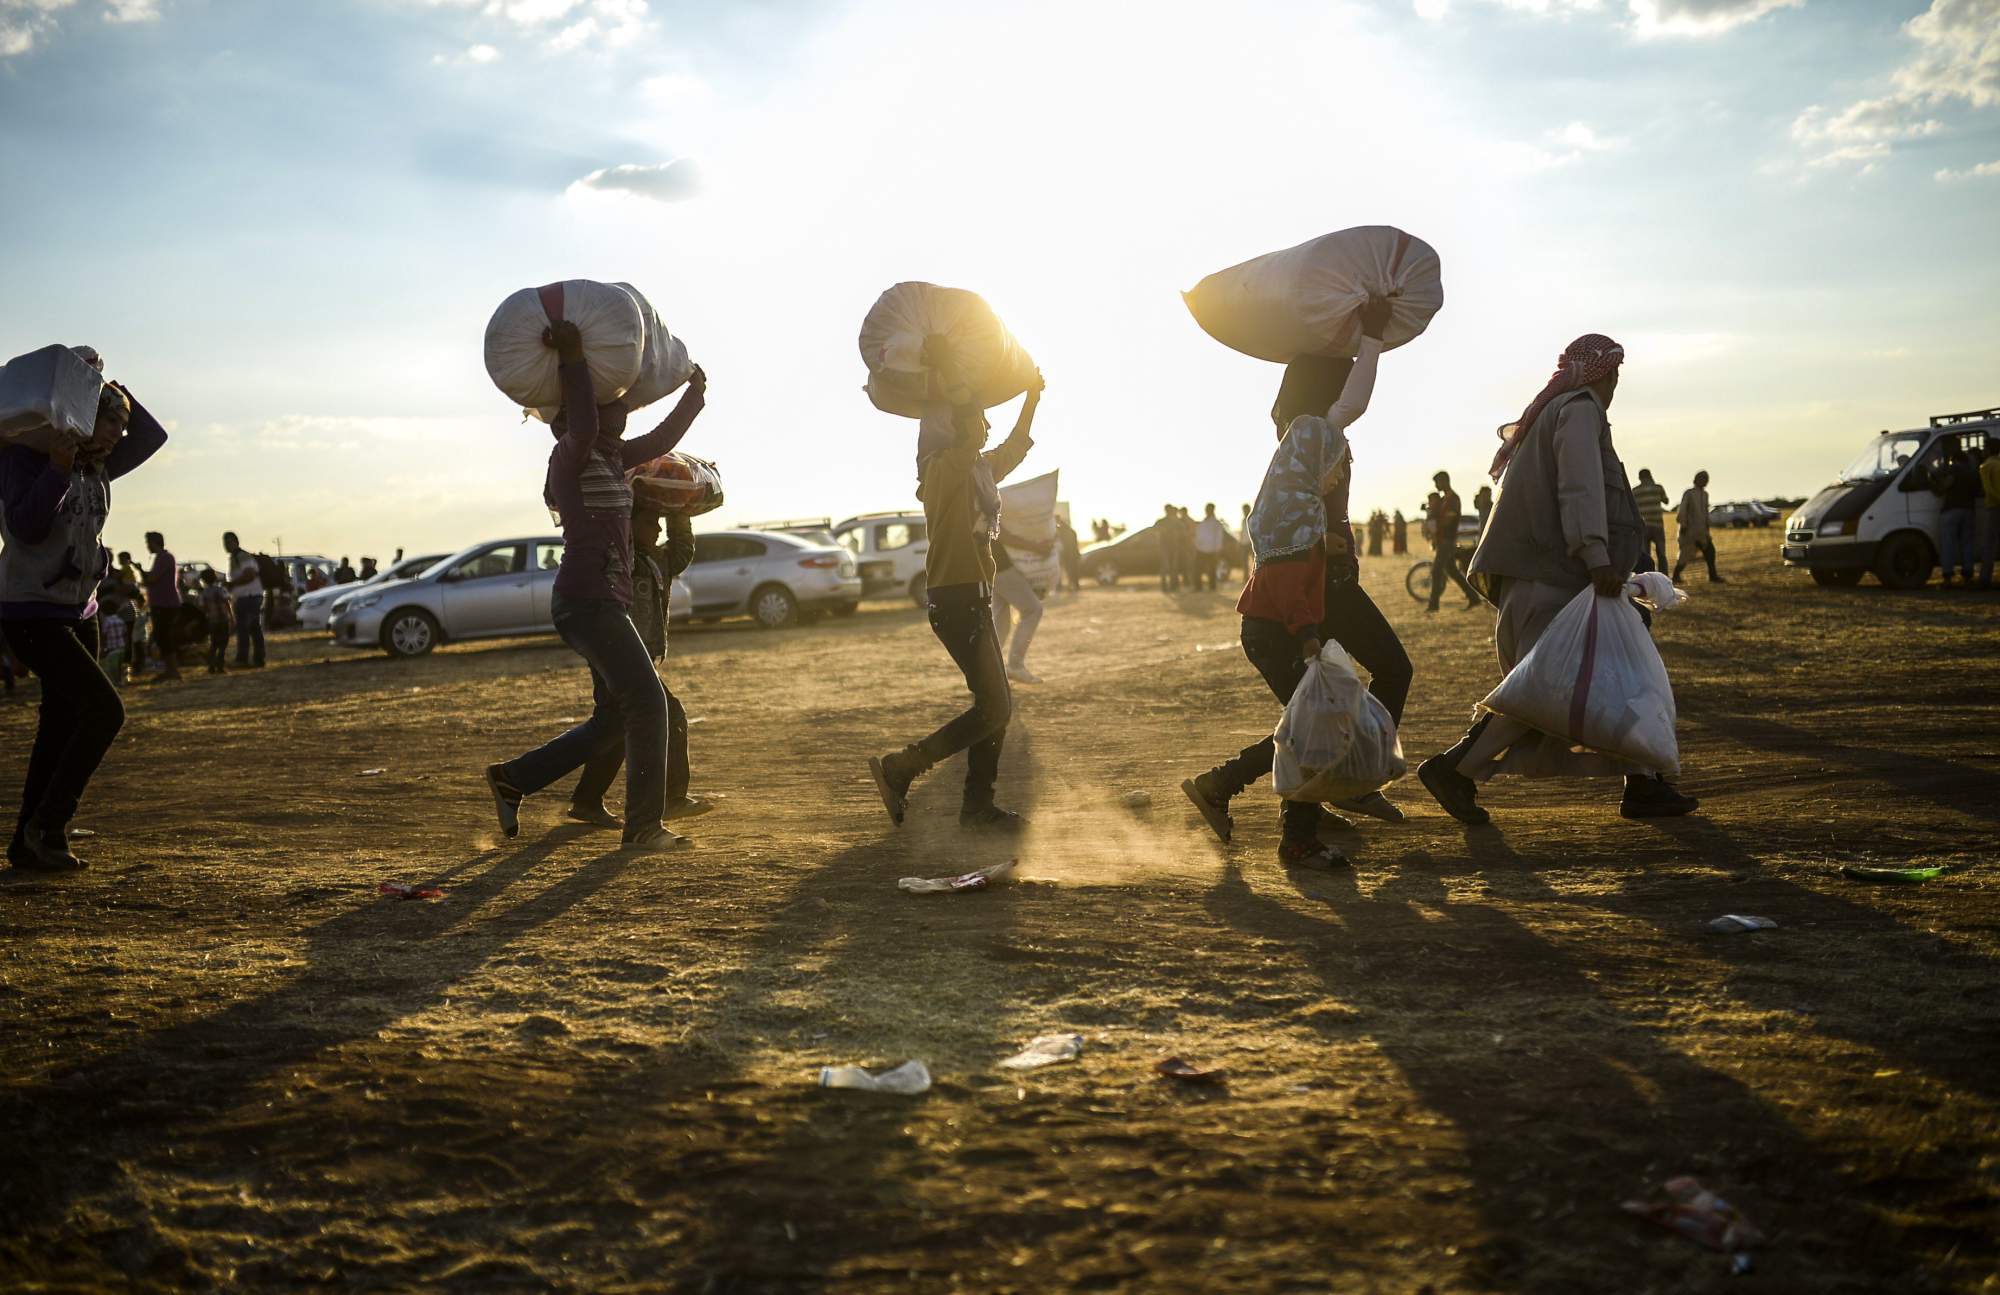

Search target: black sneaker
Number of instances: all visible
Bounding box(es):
[868,749,921,826]
[662,796,715,823]
[485,763,523,839]
[959,805,1026,833]
[1620,774,1699,818]
[1277,837,1347,869]
[566,801,621,830]
[1418,754,1490,826]
[1330,791,1406,824]
[15,823,84,872]
[620,825,688,853]
[1181,773,1234,843]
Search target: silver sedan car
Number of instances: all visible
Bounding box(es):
[330,536,690,657]
[299,553,447,630]
[681,528,862,628]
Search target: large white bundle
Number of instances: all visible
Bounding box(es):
[1477,574,1686,775]
[998,469,1062,590]
[1183,226,1444,361]
[1273,641,1407,802]
[0,345,105,451]
[858,282,1037,418]
[612,282,695,411]
[484,280,645,413]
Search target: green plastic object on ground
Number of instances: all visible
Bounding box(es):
[1841,864,1948,884]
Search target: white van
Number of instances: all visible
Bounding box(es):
[1783,406,1997,589]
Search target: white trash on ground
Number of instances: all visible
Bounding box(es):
[1708,914,1777,934]
[858,281,1037,417]
[1273,641,1406,803]
[819,1060,933,1094]
[1477,576,1688,776]
[998,1034,1083,1071]
[898,858,1017,894]
[0,345,105,451]
[1183,225,1444,362]
[484,279,646,413]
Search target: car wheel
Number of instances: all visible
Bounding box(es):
[751,584,798,629]
[907,573,927,607]
[382,608,440,657]
[1093,562,1119,587]
[1873,532,1934,590]
[1810,567,1864,588]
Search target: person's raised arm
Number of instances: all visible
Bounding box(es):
[103,388,168,481]
[1324,295,1392,431]
[546,322,600,479]
[622,365,707,468]
[983,370,1045,484]
[1553,399,1619,594]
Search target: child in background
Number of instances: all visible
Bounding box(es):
[97,594,130,686]
[198,570,232,673]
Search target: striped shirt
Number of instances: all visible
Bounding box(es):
[1631,480,1668,526]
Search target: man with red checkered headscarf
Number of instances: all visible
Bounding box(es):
[1417,333,1699,824]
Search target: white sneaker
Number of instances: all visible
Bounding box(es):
[1006,665,1043,685]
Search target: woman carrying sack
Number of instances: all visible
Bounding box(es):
[484,321,708,852]
[1180,295,1413,870]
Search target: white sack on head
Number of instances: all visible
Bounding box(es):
[1183,225,1444,362]
[0,344,107,452]
[858,281,1037,418]
[612,282,695,411]
[484,280,646,413]
[1273,641,1407,803]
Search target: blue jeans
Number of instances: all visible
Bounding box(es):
[499,594,666,840]
[232,595,265,665]
[1940,507,1974,579]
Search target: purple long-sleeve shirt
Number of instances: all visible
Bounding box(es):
[545,358,703,608]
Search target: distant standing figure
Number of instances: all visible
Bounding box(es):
[142,531,183,681]
[1629,468,1669,573]
[1055,514,1082,594]
[1671,471,1723,583]
[1239,503,1254,575]
[1193,503,1226,592]
[359,557,379,581]
[1930,445,1981,586]
[97,595,130,684]
[334,556,357,584]
[198,570,232,673]
[1366,510,1387,557]
[223,532,266,667]
[1156,503,1181,591]
[1424,472,1477,612]
[1391,510,1408,555]
[1473,485,1493,531]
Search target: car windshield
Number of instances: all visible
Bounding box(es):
[1839,432,1927,483]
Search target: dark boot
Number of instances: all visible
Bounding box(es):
[868,745,927,827]
[1181,770,1236,842]
[1418,717,1492,826]
[1620,774,1699,818]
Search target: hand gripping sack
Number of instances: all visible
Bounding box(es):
[857,282,1037,417]
[627,451,724,517]
[1477,575,1685,775]
[1183,225,1444,361]
[1272,641,1407,803]
[484,280,646,413]
[0,345,105,451]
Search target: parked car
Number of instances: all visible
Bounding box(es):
[1784,407,2000,589]
[1709,501,1773,529]
[833,511,930,602]
[682,528,862,628]
[1080,521,1244,586]
[302,553,447,630]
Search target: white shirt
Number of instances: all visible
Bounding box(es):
[230,552,263,599]
[1194,517,1225,552]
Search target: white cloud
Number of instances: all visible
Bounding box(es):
[568,158,700,202]
[1935,158,2000,181]
[0,0,77,58]
[1496,119,1625,171]
[103,0,156,21]
[1795,0,2000,170]
[431,41,501,66]
[399,0,646,52]
[1409,0,1797,35]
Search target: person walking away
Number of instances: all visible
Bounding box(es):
[1055,513,1082,594]
[1630,468,1669,573]
[868,363,1045,833]
[1417,333,1695,825]
[1473,484,1493,533]
[1671,471,1723,583]
[1366,510,1387,557]
[0,376,169,870]
[990,528,1048,683]
[1181,294,1413,869]
[1930,444,1980,586]
[1979,441,2000,589]
[96,591,130,685]
[197,569,232,673]
[1391,509,1408,555]
[141,530,183,680]
[1194,503,1226,592]
[570,501,709,828]
[223,532,266,667]
[1424,471,1478,612]
[485,324,709,853]
[1155,503,1180,591]
[111,549,146,674]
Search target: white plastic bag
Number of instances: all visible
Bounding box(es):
[484,279,646,413]
[1183,225,1444,361]
[1477,578,1685,775]
[0,345,104,451]
[1272,641,1407,802]
[857,281,1037,417]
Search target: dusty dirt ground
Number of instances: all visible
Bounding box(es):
[1,527,1996,1293]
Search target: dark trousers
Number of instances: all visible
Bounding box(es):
[1641,524,1668,574]
[1207,582,1412,839]
[1673,535,1719,582]
[1427,542,1475,609]
[2,619,123,838]
[912,583,1012,809]
[574,687,689,809]
[499,594,668,842]
[207,623,229,671]
[152,608,181,675]
[1194,552,1220,592]
[233,595,265,665]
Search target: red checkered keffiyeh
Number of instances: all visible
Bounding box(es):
[1489,333,1625,481]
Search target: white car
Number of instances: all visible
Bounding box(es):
[832,512,930,603]
[302,553,447,631]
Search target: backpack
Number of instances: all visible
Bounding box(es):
[254,552,288,589]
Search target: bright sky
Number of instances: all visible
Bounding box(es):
[3,0,1996,567]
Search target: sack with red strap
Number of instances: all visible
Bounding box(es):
[1183,225,1444,362]
[1477,573,1685,775]
[627,451,724,517]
